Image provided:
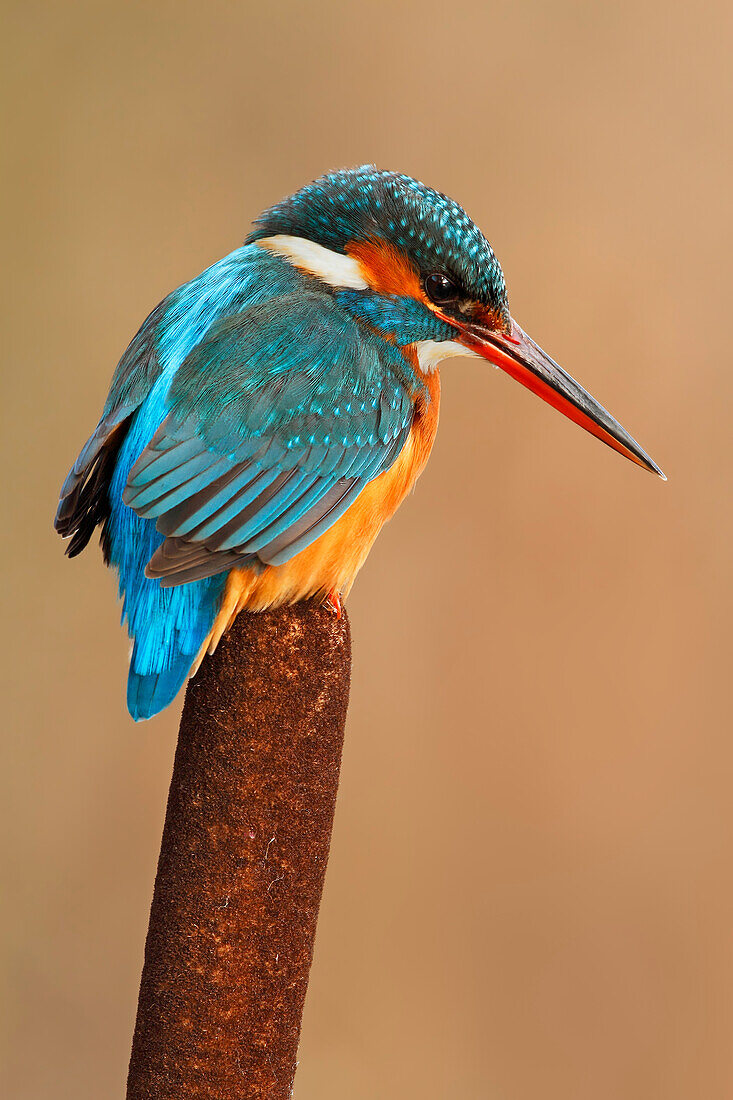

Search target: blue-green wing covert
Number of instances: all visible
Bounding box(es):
[123,292,417,585]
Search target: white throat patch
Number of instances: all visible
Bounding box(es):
[255,234,368,290]
[415,339,477,372]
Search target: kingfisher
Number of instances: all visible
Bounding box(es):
[55,166,664,720]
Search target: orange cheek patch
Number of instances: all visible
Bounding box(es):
[346,240,424,300]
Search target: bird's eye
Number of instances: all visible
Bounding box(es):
[425,273,459,305]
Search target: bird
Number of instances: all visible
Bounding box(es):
[55,166,664,720]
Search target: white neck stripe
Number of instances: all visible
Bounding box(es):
[255,234,369,290]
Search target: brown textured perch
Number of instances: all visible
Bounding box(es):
[126,601,351,1100]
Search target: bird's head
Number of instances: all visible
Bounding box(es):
[248,166,663,478]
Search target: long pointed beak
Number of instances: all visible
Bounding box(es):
[459,317,665,479]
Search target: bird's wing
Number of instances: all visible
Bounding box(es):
[122,292,417,586]
[55,300,168,555]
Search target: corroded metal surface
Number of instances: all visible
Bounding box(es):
[127,602,351,1099]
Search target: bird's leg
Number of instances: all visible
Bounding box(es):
[322,589,342,619]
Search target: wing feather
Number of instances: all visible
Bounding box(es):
[124,293,421,585]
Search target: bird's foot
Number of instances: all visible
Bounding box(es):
[322,590,342,619]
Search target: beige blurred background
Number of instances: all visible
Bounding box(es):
[3,1,732,1096]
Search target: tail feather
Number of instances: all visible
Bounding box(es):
[127,648,196,721]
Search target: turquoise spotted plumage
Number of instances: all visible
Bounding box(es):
[248,165,507,312]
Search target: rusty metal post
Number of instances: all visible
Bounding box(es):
[126,601,351,1100]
